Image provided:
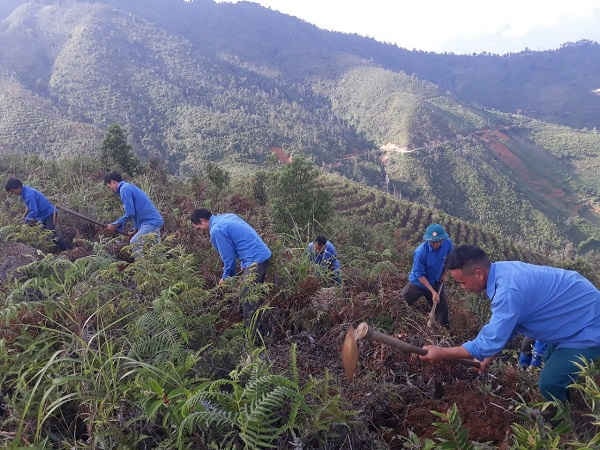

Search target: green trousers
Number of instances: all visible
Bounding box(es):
[539,346,600,401]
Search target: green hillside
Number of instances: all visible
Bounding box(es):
[1,156,599,448]
[0,77,101,156]
[0,1,374,176]
[328,66,502,148]
[324,66,600,254]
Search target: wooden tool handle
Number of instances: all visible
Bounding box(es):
[355,322,480,367]
[356,322,427,355]
[459,358,481,368]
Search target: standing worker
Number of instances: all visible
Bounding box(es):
[420,245,600,402]
[401,223,453,328]
[190,208,271,324]
[5,178,56,230]
[307,235,341,284]
[104,172,163,255]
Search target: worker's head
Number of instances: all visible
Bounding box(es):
[5,178,23,195]
[423,223,448,250]
[190,208,212,231]
[104,172,122,193]
[446,245,490,293]
[314,235,327,253]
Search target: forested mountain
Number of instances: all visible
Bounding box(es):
[99,0,600,128]
[2,4,600,446]
[0,0,599,256]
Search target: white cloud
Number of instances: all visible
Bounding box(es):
[215,0,600,53]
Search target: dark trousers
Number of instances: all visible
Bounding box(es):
[26,214,55,230]
[42,214,56,230]
[240,259,270,326]
[401,282,449,328]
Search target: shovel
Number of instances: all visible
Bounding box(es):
[341,322,479,380]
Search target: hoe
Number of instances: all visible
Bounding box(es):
[342,322,480,380]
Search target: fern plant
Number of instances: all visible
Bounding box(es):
[179,346,304,449]
[0,224,56,253]
[430,404,475,450]
[400,404,495,450]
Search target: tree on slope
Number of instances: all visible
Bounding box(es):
[101,124,140,176]
[271,157,331,234]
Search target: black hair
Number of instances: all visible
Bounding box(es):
[5,178,23,191]
[315,235,327,246]
[446,245,490,272]
[190,208,212,224]
[103,171,122,185]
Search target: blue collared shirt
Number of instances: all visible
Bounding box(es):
[463,261,600,360]
[21,185,55,222]
[307,241,340,272]
[112,181,163,230]
[408,239,453,288]
[209,213,272,279]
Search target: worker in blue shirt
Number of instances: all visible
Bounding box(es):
[104,172,163,255]
[307,235,341,284]
[5,178,56,229]
[401,223,453,328]
[420,245,600,402]
[190,208,271,325]
[519,337,548,369]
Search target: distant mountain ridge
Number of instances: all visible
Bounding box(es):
[0,0,599,255]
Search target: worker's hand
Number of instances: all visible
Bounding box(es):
[477,356,494,374]
[105,223,118,232]
[218,278,225,286]
[431,291,440,304]
[419,345,445,363]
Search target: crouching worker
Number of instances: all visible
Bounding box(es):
[401,223,452,328]
[307,235,341,284]
[5,178,56,230]
[519,337,548,369]
[419,245,600,402]
[190,209,272,327]
[104,172,163,257]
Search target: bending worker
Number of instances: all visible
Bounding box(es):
[420,245,600,402]
[307,235,341,284]
[190,208,271,324]
[104,172,163,255]
[5,178,56,230]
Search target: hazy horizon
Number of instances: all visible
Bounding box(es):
[216,0,600,55]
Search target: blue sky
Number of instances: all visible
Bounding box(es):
[216,0,600,54]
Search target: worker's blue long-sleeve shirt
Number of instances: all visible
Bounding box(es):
[21,185,55,222]
[463,261,600,361]
[408,239,453,288]
[209,213,271,279]
[307,241,340,272]
[111,182,163,230]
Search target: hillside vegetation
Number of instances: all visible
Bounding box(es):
[1,156,600,448]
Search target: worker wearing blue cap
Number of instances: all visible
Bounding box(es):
[401,223,453,328]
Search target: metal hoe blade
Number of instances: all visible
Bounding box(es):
[341,326,359,381]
